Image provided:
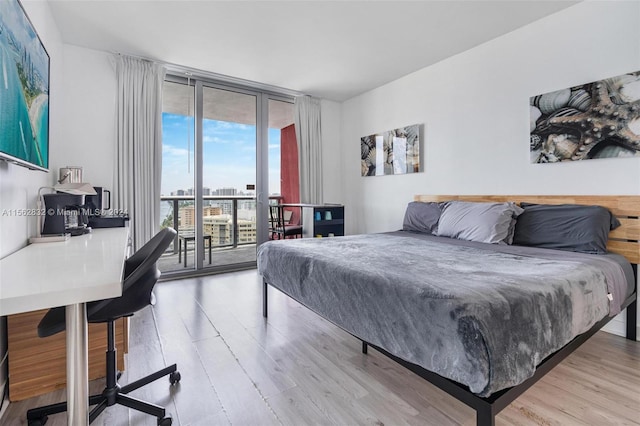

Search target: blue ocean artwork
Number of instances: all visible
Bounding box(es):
[0,0,49,169]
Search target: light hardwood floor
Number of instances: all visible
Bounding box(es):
[4,270,640,426]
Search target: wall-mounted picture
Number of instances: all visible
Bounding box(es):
[361,124,421,176]
[530,70,640,163]
[0,0,50,171]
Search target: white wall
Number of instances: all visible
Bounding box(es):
[0,0,64,410]
[338,1,640,338]
[341,1,640,235]
[55,45,116,189]
[0,1,65,257]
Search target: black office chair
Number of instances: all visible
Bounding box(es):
[27,228,180,426]
[269,205,302,239]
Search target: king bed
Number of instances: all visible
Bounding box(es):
[257,195,639,426]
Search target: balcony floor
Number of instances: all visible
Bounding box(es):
[158,244,257,273]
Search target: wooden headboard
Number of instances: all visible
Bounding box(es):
[414,195,640,265]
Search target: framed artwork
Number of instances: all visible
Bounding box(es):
[361,124,421,176]
[0,0,50,171]
[530,70,640,163]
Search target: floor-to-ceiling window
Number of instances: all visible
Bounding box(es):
[200,85,257,270]
[159,79,196,273]
[158,74,295,276]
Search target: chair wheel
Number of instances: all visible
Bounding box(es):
[28,416,47,426]
[169,371,181,385]
[158,416,172,425]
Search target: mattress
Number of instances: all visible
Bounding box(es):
[257,231,634,396]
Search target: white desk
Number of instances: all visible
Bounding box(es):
[0,228,130,426]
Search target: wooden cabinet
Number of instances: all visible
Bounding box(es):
[7,310,127,401]
[302,204,345,238]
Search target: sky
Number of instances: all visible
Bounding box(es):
[161,113,282,196]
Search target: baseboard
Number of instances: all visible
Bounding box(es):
[601,317,639,341]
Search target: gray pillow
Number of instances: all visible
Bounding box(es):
[513,203,620,254]
[436,201,524,244]
[402,202,442,234]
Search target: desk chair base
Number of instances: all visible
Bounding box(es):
[27,320,180,426]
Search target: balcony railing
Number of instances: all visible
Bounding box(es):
[160,195,283,254]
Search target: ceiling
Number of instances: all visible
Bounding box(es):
[47,0,578,102]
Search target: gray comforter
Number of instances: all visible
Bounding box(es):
[257,232,632,396]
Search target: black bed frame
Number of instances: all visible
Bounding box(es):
[262,264,638,426]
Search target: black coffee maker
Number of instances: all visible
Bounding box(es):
[42,193,90,236]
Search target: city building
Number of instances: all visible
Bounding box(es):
[202,215,256,246]
[179,206,223,228]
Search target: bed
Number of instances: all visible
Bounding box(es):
[257,195,639,426]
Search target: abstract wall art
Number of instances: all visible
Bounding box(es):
[361,124,421,176]
[530,70,640,163]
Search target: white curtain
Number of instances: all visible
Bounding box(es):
[294,96,323,204]
[114,55,166,250]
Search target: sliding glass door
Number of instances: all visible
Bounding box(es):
[200,85,257,269]
[159,75,294,276]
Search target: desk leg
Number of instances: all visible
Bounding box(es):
[66,303,89,426]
